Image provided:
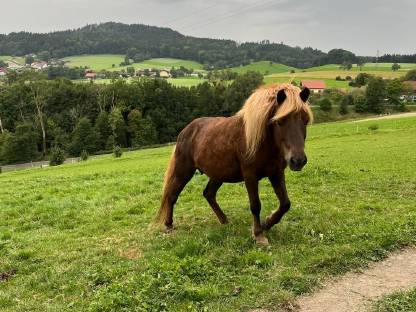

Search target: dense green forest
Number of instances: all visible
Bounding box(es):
[0,72,263,164]
[3,22,412,70]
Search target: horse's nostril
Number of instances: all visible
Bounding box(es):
[303,156,308,166]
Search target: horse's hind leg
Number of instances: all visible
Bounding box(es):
[157,153,195,230]
[203,180,228,224]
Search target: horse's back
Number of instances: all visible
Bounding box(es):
[176,116,244,182]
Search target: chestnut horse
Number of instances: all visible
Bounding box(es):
[155,83,313,244]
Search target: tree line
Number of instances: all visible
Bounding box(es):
[0,71,263,165]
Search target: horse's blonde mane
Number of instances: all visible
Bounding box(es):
[236,83,313,159]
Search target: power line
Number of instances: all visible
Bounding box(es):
[162,2,221,26]
[179,0,276,33]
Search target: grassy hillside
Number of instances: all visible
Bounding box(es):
[231,61,296,75]
[1,116,416,311]
[306,63,416,72]
[63,55,204,72]
[0,55,25,65]
[263,76,350,89]
[63,55,125,71]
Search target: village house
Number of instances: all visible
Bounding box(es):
[31,61,48,70]
[85,72,97,80]
[159,69,171,78]
[6,61,24,70]
[0,68,7,76]
[300,80,327,93]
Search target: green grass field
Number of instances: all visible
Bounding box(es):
[263,76,350,89]
[373,288,416,311]
[1,116,416,311]
[63,55,126,71]
[0,55,25,65]
[306,63,416,73]
[76,77,205,88]
[63,55,204,72]
[231,61,296,75]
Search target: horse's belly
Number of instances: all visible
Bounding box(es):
[195,150,243,182]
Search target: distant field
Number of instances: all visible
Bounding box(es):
[306,63,416,72]
[264,76,350,89]
[167,77,204,87]
[231,61,296,75]
[63,55,204,72]
[0,55,25,65]
[63,55,125,71]
[77,77,205,88]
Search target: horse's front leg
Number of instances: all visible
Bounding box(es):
[262,172,291,231]
[244,177,269,245]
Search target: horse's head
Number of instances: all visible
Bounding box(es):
[270,87,311,171]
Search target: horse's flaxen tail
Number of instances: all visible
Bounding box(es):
[154,147,176,225]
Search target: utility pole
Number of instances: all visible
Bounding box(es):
[376,49,379,67]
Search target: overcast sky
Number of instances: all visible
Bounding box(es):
[1,0,414,56]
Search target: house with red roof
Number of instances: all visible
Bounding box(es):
[0,68,7,76]
[300,80,326,93]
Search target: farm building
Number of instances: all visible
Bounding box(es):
[301,80,326,93]
[85,72,97,80]
[0,68,7,76]
[159,69,171,78]
[31,61,48,70]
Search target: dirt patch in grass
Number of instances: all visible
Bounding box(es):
[297,247,416,312]
[0,268,17,282]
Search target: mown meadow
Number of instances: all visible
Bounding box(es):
[1,116,416,311]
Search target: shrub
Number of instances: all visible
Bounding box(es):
[49,146,66,166]
[113,145,123,158]
[345,76,352,81]
[355,96,368,113]
[339,97,349,115]
[80,150,89,161]
[318,98,332,112]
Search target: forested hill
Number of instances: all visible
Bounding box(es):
[1,22,415,68]
[0,22,328,68]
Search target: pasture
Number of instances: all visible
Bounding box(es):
[231,61,296,75]
[0,55,25,65]
[63,55,204,72]
[1,116,416,311]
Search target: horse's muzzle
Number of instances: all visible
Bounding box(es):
[289,155,307,171]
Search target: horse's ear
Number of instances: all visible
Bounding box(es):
[300,87,310,102]
[276,89,286,105]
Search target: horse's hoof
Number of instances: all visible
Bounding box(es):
[254,234,269,246]
[164,225,174,233]
[220,217,229,225]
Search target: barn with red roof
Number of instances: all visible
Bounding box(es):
[301,80,326,93]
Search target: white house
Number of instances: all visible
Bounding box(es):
[31,61,48,70]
